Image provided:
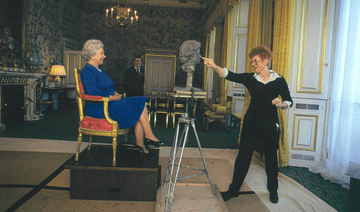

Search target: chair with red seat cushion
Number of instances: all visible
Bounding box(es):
[74,68,130,166]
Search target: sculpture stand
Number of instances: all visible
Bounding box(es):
[162,89,217,212]
[186,72,194,89]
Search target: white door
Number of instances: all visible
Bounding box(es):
[227,1,249,115]
[63,50,86,88]
[287,0,335,167]
[144,54,176,96]
[63,50,86,99]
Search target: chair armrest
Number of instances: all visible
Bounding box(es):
[80,94,118,129]
[80,94,105,101]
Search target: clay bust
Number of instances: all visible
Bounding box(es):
[179,40,201,88]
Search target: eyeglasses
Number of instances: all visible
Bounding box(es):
[250,59,263,66]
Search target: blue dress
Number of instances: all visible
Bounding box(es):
[81,63,147,129]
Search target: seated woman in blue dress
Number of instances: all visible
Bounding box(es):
[80,39,164,154]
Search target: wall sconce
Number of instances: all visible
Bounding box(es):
[50,65,67,87]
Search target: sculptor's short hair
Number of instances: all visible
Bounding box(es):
[249,45,273,68]
[81,39,104,61]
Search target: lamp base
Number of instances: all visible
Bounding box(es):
[48,82,55,89]
[54,78,62,88]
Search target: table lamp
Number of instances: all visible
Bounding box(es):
[50,65,67,87]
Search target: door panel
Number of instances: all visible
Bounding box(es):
[287,0,335,167]
[290,0,331,99]
[227,2,249,114]
[145,54,176,96]
[288,98,326,167]
[63,50,86,87]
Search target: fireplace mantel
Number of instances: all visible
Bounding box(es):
[0,70,45,78]
[0,69,46,131]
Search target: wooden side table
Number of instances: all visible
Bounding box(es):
[42,87,72,114]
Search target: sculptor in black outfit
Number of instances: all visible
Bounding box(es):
[203,45,293,204]
[124,56,144,97]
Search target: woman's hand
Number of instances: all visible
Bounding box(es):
[109,92,122,101]
[203,58,217,69]
[272,98,287,109]
[203,57,225,76]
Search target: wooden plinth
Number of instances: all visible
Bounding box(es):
[65,144,161,201]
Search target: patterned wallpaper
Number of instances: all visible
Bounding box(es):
[80,3,207,87]
[0,0,23,61]
[21,0,206,87]
[24,0,82,71]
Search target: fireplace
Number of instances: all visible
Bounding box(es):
[0,69,45,131]
[1,85,25,126]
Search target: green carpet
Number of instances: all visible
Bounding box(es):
[0,109,240,149]
[0,108,349,211]
[279,166,349,212]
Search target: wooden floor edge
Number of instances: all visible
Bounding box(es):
[214,184,229,212]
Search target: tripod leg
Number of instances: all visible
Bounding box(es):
[191,121,218,199]
[165,121,190,207]
[164,120,181,185]
[164,121,181,211]
[163,119,187,185]
[172,122,190,198]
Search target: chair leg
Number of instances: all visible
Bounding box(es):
[166,113,169,128]
[173,113,176,128]
[124,133,128,143]
[75,132,83,161]
[88,136,93,150]
[173,113,179,129]
[112,137,117,166]
[154,113,157,127]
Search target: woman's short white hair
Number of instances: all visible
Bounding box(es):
[81,39,104,61]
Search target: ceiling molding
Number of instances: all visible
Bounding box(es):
[204,0,240,34]
[82,0,216,9]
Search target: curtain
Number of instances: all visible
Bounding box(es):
[240,0,261,144]
[211,23,224,104]
[242,0,294,167]
[204,0,240,105]
[272,0,294,167]
[309,0,360,188]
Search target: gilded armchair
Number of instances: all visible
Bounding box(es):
[74,68,130,166]
[203,96,233,130]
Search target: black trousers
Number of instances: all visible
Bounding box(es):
[228,134,279,194]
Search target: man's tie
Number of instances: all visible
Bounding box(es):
[138,67,141,78]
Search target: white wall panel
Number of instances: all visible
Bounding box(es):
[288,98,326,167]
[287,0,335,167]
[227,1,248,115]
[290,0,330,99]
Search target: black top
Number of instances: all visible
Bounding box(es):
[226,71,293,135]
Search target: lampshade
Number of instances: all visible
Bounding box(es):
[50,65,67,77]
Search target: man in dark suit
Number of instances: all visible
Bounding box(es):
[123,55,144,97]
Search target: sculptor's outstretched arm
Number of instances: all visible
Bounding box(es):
[203,57,225,77]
